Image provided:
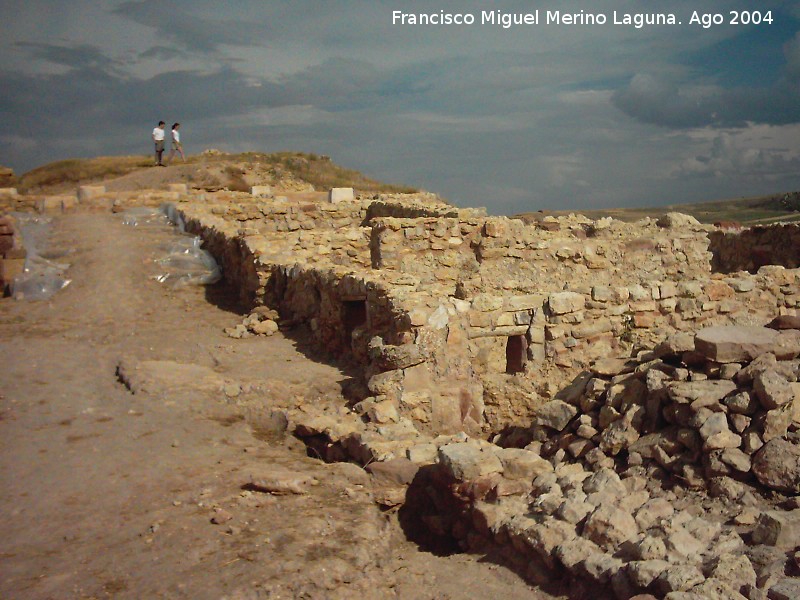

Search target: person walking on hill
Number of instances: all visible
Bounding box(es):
[152,121,166,166]
[167,123,185,163]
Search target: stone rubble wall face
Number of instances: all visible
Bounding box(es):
[179,196,799,434]
[64,189,798,438]
[710,224,800,273]
[370,217,481,286]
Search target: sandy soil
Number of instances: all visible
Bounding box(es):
[0,211,552,599]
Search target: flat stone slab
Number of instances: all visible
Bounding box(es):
[768,578,800,600]
[695,326,779,363]
[438,442,503,481]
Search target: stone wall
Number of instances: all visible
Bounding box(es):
[0,214,25,294]
[10,182,793,442]
[370,217,481,287]
[174,196,800,437]
[711,223,800,274]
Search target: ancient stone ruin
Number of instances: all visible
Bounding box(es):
[6,182,800,599]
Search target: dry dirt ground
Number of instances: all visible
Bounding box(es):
[0,211,554,599]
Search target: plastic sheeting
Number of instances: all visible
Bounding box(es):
[10,213,71,300]
[120,206,169,227]
[161,203,187,232]
[120,204,221,288]
[153,235,221,287]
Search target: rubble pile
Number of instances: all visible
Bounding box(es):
[396,323,800,599]
[529,322,800,496]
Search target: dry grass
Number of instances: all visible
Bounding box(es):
[233,151,418,194]
[19,151,418,195]
[19,155,154,193]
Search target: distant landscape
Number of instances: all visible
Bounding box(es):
[8,151,800,225]
[516,192,800,226]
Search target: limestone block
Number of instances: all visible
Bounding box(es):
[709,553,757,592]
[591,286,613,302]
[406,443,438,464]
[36,197,63,214]
[548,291,585,315]
[653,564,705,595]
[496,448,553,480]
[752,510,800,548]
[679,281,704,297]
[689,578,748,600]
[667,379,737,405]
[60,195,78,211]
[634,312,658,328]
[250,185,271,197]
[752,438,800,493]
[724,391,759,415]
[168,183,188,193]
[630,299,657,312]
[535,400,577,431]
[367,399,400,424]
[768,579,800,600]
[695,326,779,362]
[438,442,503,481]
[754,370,794,410]
[472,293,503,312]
[583,504,639,550]
[627,559,669,589]
[763,403,793,441]
[328,187,354,203]
[572,318,613,339]
[78,185,106,201]
[505,294,545,311]
[0,187,18,196]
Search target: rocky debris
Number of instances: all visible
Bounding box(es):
[768,579,800,600]
[225,308,280,338]
[768,315,800,330]
[248,468,317,495]
[210,507,233,524]
[751,510,800,548]
[529,325,799,499]
[752,439,800,494]
[293,324,799,599]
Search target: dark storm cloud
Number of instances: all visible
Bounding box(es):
[138,46,187,61]
[611,73,800,129]
[4,1,800,212]
[16,42,123,75]
[0,65,296,134]
[612,29,800,129]
[113,0,268,53]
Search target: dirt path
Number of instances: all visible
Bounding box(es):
[0,212,549,599]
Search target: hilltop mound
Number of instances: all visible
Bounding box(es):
[18,151,418,196]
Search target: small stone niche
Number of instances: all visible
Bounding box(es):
[505,335,527,374]
[343,299,367,341]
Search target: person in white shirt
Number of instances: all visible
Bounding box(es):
[152,121,166,166]
[167,123,185,163]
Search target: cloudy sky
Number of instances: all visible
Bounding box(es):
[1,1,800,214]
